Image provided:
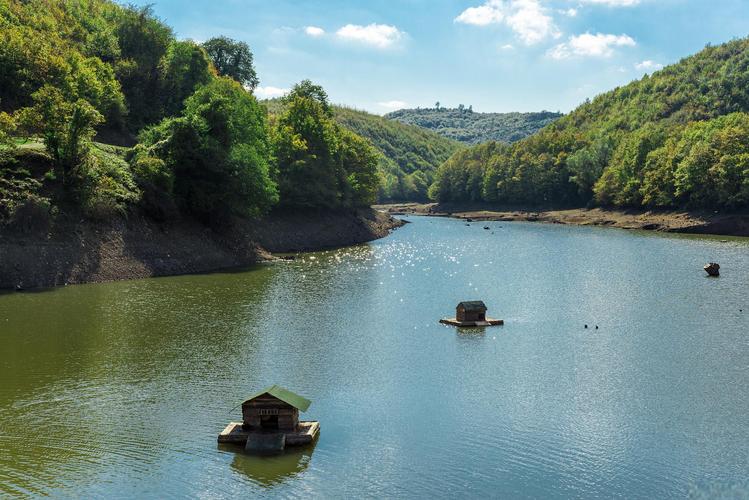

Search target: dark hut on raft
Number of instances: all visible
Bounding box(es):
[440,301,504,327]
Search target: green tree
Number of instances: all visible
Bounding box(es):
[159,40,213,117]
[0,111,15,148]
[138,77,276,221]
[274,80,341,207]
[113,4,174,128]
[17,86,103,187]
[202,37,259,90]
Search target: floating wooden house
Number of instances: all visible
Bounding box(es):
[218,385,319,454]
[440,301,504,327]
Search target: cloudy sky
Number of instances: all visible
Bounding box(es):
[130,0,749,114]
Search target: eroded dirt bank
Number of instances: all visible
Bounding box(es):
[376,203,749,237]
[0,208,404,290]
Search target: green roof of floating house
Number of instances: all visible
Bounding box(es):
[243,385,312,412]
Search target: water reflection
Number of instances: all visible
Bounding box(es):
[222,441,317,488]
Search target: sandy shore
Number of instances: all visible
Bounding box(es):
[376,202,749,237]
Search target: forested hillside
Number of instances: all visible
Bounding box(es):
[0,0,381,231]
[386,108,562,145]
[334,107,461,201]
[430,38,749,210]
[262,100,461,201]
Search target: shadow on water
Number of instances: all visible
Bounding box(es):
[220,441,318,488]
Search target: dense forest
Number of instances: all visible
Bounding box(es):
[0,0,381,230]
[263,100,462,201]
[430,38,749,210]
[331,107,460,201]
[386,107,563,145]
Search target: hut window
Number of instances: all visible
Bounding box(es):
[259,409,279,416]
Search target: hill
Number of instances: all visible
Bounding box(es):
[334,107,461,201]
[430,38,749,211]
[263,100,462,201]
[385,108,563,145]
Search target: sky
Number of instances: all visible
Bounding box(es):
[129,0,749,114]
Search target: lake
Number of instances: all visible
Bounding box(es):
[1,216,748,498]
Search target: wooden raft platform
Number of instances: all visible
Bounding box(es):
[440,318,504,327]
[218,421,320,447]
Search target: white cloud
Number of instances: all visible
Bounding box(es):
[580,0,640,5]
[455,0,559,45]
[635,60,664,71]
[561,8,578,17]
[254,86,289,99]
[507,0,560,44]
[549,32,636,59]
[304,26,325,37]
[500,43,515,50]
[378,100,408,110]
[455,0,504,26]
[336,24,404,49]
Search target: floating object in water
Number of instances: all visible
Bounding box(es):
[484,226,490,230]
[440,301,504,327]
[218,385,319,454]
[704,263,720,277]
[584,324,588,329]
[595,326,599,330]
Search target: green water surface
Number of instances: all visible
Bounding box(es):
[1,216,748,498]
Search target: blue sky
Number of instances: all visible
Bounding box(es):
[130,0,749,114]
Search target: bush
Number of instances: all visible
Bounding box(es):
[79,147,140,219]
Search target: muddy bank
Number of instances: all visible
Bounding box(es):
[0,209,403,290]
[376,202,749,237]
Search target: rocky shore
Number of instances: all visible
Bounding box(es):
[376,202,749,237]
[0,208,404,290]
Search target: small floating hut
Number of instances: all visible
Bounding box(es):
[218,385,319,453]
[440,301,504,327]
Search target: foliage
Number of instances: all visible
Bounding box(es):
[386,108,563,145]
[334,107,461,201]
[137,77,277,221]
[202,37,259,90]
[17,86,104,187]
[430,38,749,210]
[0,110,15,147]
[159,40,214,117]
[272,80,381,208]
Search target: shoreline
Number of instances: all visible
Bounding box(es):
[0,208,404,290]
[375,202,749,237]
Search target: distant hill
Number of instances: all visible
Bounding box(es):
[429,37,749,211]
[264,100,462,201]
[385,108,563,145]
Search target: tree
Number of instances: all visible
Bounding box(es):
[273,80,380,208]
[0,110,15,148]
[18,86,103,187]
[435,101,440,110]
[137,77,276,221]
[159,41,213,117]
[202,37,259,90]
[113,4,174,128]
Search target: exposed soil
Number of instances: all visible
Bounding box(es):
[0,208,404,290]
[376,202,749,237]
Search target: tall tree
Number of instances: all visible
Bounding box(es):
[202,37,259,90]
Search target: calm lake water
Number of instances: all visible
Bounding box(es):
[1,216,748,498]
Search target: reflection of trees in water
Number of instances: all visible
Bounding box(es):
[221,441,317,488]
